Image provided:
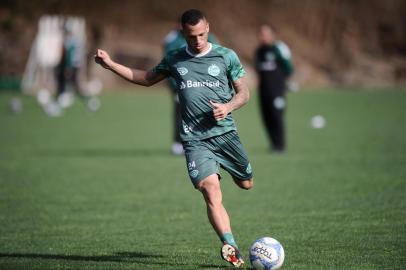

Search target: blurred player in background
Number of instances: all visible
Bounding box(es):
[163,21,218,155]
[55,22,100,112]
[95,9,253,268]
[255,24,293,153]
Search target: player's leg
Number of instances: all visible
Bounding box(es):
[171,92,184,155]
[64,67,100,112]
[233,177,254,190]
[212,131,254,190]
[259,87,274,151]
[196,174,245,267]
[56,67,66,98]
[183,140,244,267]
[269,85,286,152]
[271,103,285,152]
[184,141,230,237]
[169,81,183,155]
[196,174,231,239]
[173,94,182,144]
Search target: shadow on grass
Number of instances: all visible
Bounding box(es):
[36,147,173,158]
[0,252,251,269]
[0,251,164,264]
[199,263,253,269]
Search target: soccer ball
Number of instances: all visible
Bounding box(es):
[249,237,285,270]
[310,115,326,129]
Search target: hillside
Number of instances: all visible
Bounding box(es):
[1,0,405,88]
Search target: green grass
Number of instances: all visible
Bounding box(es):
[0,87,405,269]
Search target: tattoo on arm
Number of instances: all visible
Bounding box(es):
[228,78,250,111]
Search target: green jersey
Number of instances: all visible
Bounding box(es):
[163,30,219,93]
[153,43,246,141]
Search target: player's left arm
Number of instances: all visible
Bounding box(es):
[210,77,250,121]
[275,41,294,77]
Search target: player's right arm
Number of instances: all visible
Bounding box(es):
[95,49,166,86]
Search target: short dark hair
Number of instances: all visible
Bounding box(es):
[181,9,206,27]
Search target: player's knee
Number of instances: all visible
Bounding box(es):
[196,174,219,189]
[199,181,220,197]
[197,175,222,203]
[235,178,254,190]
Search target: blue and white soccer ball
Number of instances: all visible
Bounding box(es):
[249,237,285,270]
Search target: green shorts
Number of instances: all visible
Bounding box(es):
[183,131,253,186]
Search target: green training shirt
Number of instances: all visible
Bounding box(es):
[153,43,246,142]
[163,31,219,92]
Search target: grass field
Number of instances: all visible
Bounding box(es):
[0,87,405,269]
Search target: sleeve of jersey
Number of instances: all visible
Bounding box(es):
[275,41,294,76]
[226,49,246,81]
[152,55,170,76]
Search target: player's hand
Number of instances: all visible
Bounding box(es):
[94,49,112,69]
[210,100,231,121]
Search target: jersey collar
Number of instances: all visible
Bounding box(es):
[186,43,212,57]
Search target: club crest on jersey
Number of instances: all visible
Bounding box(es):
[177,67,188,75]
[190,169,199,178]
[208,64,220,76]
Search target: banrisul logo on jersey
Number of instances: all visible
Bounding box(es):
[208,64,220,76]
[180,80,220,90]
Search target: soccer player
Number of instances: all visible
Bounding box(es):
[95,9,253,268]
[56,22,101,112]
[255,24,293,153]
[163,21,218,155]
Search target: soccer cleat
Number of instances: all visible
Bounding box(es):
[221,243,245,268]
